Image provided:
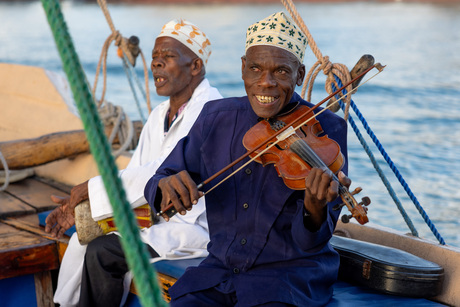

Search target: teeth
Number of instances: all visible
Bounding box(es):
[256,95,275,104]
[156,77,164,82]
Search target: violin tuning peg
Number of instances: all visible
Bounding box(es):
[360,196,371,206]
[341,214,352,223]
[351,187,363,195]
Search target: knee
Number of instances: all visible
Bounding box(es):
[85,234,120,263]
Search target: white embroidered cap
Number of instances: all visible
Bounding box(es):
[158,19,212,66]
[245,12,308,62]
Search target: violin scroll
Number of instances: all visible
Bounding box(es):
[333,187,371,225]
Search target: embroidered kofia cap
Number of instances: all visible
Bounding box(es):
[158,19,212,66]
[245,12,307,63]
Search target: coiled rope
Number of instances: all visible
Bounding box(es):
[40,0,167,306]
[281,0,353,121]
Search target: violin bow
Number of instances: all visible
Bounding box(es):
[158,63,385,216]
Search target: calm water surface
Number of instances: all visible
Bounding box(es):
[1,1,460,246]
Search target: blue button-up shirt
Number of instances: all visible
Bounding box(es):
[145,93,348,306]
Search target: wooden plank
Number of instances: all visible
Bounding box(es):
[3,216,69,261]
[4,177,68,213]
[34,271,55,307]
[34,176,73,194]
[0,222,59,279]
[0,190,36,218]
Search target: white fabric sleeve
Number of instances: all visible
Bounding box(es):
[88,159,164,221]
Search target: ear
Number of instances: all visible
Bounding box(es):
[296,64,306,86]
[191,58,204,76]
[241,56,247,79]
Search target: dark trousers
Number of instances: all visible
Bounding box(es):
[78,233,159,307]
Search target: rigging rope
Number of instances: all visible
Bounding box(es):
[91,0,152,157]
[331,80,419,238]
[92,33,138,158]
[333,78,445,245]
[121,51,147,124]
[95,0,151,114]
[281,0,353,120]
[40,0,167,306]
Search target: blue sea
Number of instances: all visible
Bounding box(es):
[1,1,459,247]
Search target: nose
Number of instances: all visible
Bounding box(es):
[151,57,164,70]
[259,71,276,87]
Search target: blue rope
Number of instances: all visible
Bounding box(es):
[331,83,418,237]
[334,77,445,245]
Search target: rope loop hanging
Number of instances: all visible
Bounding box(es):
[90,0,152,157]
[281,0,353,120]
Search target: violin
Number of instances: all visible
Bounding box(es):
[243,104,370,225]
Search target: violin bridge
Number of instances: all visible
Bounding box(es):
[276,126,295,141]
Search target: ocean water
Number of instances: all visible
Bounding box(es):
[1,1,460,247]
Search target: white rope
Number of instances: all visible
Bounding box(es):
[98,102,136,158]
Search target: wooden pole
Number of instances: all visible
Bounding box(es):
[0,121,143,170]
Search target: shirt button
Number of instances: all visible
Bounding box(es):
[233,268,240,274]
[245,168,252,175]
[240,238,247,245]
[243,203,249,209]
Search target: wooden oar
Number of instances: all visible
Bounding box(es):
[0,121,143,170]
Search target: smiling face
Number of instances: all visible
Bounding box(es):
[242,45,305,119]
[151,36,199,101]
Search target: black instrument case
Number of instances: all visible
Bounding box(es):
[330,235,444,298]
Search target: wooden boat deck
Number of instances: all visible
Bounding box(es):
[0,176,452,306]
[0,176,71,307]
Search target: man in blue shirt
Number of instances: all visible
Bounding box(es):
[145,12,350,306]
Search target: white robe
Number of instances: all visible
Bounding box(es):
[54,79,222,306]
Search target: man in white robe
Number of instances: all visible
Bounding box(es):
[45,19,222,307]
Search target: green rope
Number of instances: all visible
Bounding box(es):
[40,1,167,306]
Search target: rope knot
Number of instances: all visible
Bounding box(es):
[321,56,332,75]
[113,31,123,46]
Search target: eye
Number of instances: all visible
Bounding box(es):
[276,68,288,74]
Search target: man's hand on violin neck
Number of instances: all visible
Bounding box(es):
[303,168,351,227]
[158,170,201,222]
